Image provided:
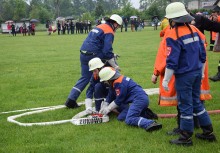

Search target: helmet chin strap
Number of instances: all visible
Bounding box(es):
[169,19,175,28]
[109,22,117,32]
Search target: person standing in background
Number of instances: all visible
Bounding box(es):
[124,18,128,32]
[31,22,35,35]
[46,20,50,35]
[130,18,134,32]
[11,23,16,36]
[7,22,12,36]
[88,20,92,31]
[57,21,61,35]
[70,20,75,34]
[22,22,27,36]
[28,23,31,36]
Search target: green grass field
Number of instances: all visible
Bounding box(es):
[0,27,220,153]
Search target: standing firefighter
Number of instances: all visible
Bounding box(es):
[99,67,162,132]
[162,2,216,146]
[65,14,122,108]
[152,8,220,135]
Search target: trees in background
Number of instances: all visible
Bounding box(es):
[0,0,213,24]
[0,0,28,22]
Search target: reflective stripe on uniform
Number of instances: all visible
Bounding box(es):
[80,50,87,54]
[138,117,144,127]
[193,109,206,116]
[72,87,81,93]
[183,36,199,44]
[180,115,193,120]
[95,98,105,101]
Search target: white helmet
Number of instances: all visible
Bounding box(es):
[165,2,188,19]
[88,57,104,71]
[110,14,123,25]
[99,67,116,82]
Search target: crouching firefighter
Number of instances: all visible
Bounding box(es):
[85,57,128,116]
[99,67,162,132]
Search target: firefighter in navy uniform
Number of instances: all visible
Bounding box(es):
[165,8,220,136]
[86,58,158,121]
[99,67,162,132]
[168,7,220,135]
[84,57,109,113]
[85,58,129,121]
[163,2,216,146]
[65,14,122,108]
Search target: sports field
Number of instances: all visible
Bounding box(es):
[0,27,219,152]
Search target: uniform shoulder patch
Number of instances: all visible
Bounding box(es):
[115,88,120,96]
[167,47,172,56]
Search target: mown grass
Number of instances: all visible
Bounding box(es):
[0,27,220,153]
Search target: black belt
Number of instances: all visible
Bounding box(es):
[80,50,96,56]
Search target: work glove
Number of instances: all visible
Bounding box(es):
[99,101,109,114]
[99,101,118,115]
[202,63,205,79]
[162,68,174,91]
[114,53,120,60]
[85,98,93,114]
[151,74,158,84]
[162,80,169,91]
[108,58,121,71]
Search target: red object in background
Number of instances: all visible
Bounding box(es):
[91,113,103,117]
[7,24,12,30]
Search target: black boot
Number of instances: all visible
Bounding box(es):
[65,98,79,109]
[142,107,158,120]
[209,62,220,82]
[145,122,162,132]
[209,72,220,82]
[195,125,217,142]
[170,131,193,146]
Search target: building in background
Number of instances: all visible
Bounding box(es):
[188,0,216,10]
